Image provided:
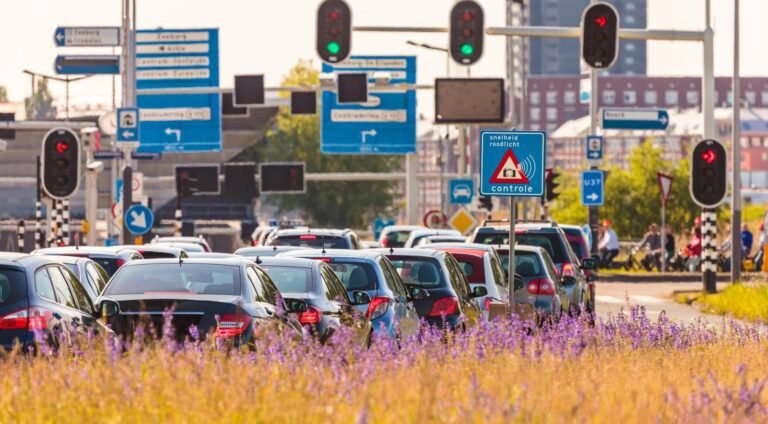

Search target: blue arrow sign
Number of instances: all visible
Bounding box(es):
[55,55,120,75]
[449,179,474,204]
[54,27,120,47]
[586,135,603,160]
[321,56,416,154]
[124,204,154,236]
[602,108,669,130]
[480,131,546,197]
[373,217,396,240]
[581,170,605,206]
[117,108,140,143]
[136,29,221,153]
[93,151,124,160]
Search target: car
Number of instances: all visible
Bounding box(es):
[377,225,426,248]
[266,229,363,250]
[360,241,382,249]
[403,229,462,248]
[473,220,597,313]
[452,184,472,198]
[45,256,110,304]
[234,246,307,259]
[279,249,422,341]
[251,219,306,246]
[371,248,484,330]
[559,224,598,311]
[97,257,304,346]
[0,253,111,352]
[257,257,373,346]
[413,234,468,247]
[33,246,143,277]
[148,242,206,253]
[512,245,569,321]
[426,246,511,318]
[185,252,239,259]
[115,245,188,259]
[152,236,211,252]
[418,243,506,271]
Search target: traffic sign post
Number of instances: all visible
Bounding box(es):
[581,170,604,207]
[124,204,154,236]
[135,29,221,153]
[373,217,395,240]
[117,108,139,143]
[55,55,120,75]
[480,130,546,312]
[586,135,603,160]
[449,179,474,205]
[657,172,674,272]
[601,108,670,130]
[321,56,416,154]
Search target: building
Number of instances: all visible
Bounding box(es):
[528,0,647,76]
[527,76,768,133]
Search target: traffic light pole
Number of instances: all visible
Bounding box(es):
[701,209,718,293]
[731,0,742,283]
[589,68,599,256]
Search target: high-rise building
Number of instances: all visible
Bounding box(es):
[528,0,647,76]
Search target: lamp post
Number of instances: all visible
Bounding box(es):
[22,69,92,120]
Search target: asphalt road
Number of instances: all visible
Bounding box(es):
[594,281,730,324]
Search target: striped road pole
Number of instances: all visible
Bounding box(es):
[701,209,718,293]
[62,198,70,246]
[17,220,25,253]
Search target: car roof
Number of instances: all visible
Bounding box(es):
[185,252,238,259]
[257,256,317,269]
[153,236,207,243]
[279,248,382,260]
[409,229,461,237]
[369,248,445,259]
[42,255,88,265]
[150,242,205,252]
[382,225,426,232]
[35,246,139,256]
[272,228,352,237]
[235,246,306,255]
[494,245,546,254]
[119,257,252,267]
[118,245,186,254]
[419,242,495,252]
[431,247,487,258]
[0,253,73,269]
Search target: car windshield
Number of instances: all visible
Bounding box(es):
[514,252,544,277]
[324,261,377,292]
[261,266,311,293]
[106,263,241,296]
[385,231,412,248]
[0,269,26,306]
[271,235,348,249]
[387,257,446,288]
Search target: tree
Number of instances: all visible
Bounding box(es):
[0,86,7,102]
[549,173,587,225]
[237,60,401,228]
[24,78,56,119]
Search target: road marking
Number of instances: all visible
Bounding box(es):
[630,295,665,304]
[596,295,665,305]
[595,295,625,304]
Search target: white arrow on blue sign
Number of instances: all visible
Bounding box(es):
[54,27,120,47]
[602,108,669,130]
[117,108,140,143]
[586,135,603,160]
[581,170,604,206]
[124,204,154,236]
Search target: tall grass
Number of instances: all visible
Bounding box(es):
[697,283,768,322]
[0,309,767,423]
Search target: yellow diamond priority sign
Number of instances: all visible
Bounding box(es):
[448,207,478,235]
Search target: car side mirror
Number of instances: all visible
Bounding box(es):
[100,300,119,318]
[408,286,429,301]
[581,258,599,271]
[561,276,577,286]
[470,285,488,298]
[284,298,308,313]
[351,290,371,305]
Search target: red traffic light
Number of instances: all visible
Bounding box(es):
[461,11,474,22]
[327,9,341,21]
[594,16,607,27]
[55,140,70,154]
[701,149,717,164]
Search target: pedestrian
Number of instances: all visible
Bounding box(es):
[685,227,702,272]
[598,219,619,268]
[741,224,754,257]
[638,223,662,270]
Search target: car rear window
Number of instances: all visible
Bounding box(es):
[261,266,312,293]
[516,233,567,264]
[324,261,377,291]
[568,241,584,259]
[385,231,412,248]
[387,257,446,288]
[138,251,177,259]
[92,258,120,277]
[270,235,349,249]
[0,269,26,306]
[514,252,544,277]
[106,264,241,296]
[451,255,485,284]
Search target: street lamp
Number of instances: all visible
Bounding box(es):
[23,69,93,120]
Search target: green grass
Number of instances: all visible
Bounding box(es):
[675,283,768,322]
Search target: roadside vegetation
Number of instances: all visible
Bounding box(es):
[677,283,768,322]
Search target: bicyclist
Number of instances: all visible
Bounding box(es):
[637,224,662,270]
[598,219,619,267]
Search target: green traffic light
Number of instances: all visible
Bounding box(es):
[460,43,474,56]
[326,41,341,55]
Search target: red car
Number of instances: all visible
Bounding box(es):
[559,225,597,311]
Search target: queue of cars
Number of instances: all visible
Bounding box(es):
[0,218,597,352]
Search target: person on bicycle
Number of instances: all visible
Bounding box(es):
[638,224,662,270]
[685,227,703,272]
[598,219,619,267]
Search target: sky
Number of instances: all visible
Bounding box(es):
[2,0,766,109]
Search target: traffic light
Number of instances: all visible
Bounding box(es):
[477,195,493,212]
[581,3,620,69]
[545,169,560,202]
[175,165,220,199]
[41,128,81,199]
[449,0,484,65]
[690,139,727,207]
[316,0,351,64]
[260,163,305,194]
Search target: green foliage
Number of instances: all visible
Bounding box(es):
[238,60,400,228]
[24,78,56,119]
[549,173,587,225]
[0,85,7,102]
[696,283,768,322]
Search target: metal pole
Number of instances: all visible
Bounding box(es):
[703,0,715,140]
[405,154,419,225]
[589,68,599,256]
[65,79,70,120]
[439,133,445,223]
[731,0,742,283]
[35,156,42,250]
[661,203,666,272]
[702,208,718,293]
[506,0,516,128]
[508,198,516,309]
[122,166,133,244]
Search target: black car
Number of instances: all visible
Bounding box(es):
[46,255,110,304]
[0,253,109,351]
[266,228,363,249]
[97,258,304,346]
[258,257,373,346]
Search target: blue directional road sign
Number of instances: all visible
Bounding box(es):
[136,29,221,153]
[322,56,416,154]
[373,217,396,240]
[449,179,474,204]
[480,131,546,197]
[586,135,603,160]
[602,108,669,130]
[581,170,605,206]
[55,55,120,75]
[117,108,140,142]
[54,27,120,47]
[124,204,154,236]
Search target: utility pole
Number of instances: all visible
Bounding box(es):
[731,0,742,283]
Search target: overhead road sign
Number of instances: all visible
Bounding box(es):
[602,108,669,130]
[480,131,546,197]
[435,78,504,124]
[124,204,154,236]
[136,28,221,153]
[117,108,140,143]
[54,27,120,47]
[321,55,416,154]
[449,179,474,204]
[581,170,604,206]
[55,55,120,75]
[586,135,603,160]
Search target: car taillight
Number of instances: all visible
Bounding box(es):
[297,306,323,325]
[527,278,555,295]
[428,297,459,317]
[366,296,390,320]
[116,259,125,268]
[216,313,251,338]
[0,307,53,331]
[380,237,388,247]
[483,297,493,311]
[561,263,575,277]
